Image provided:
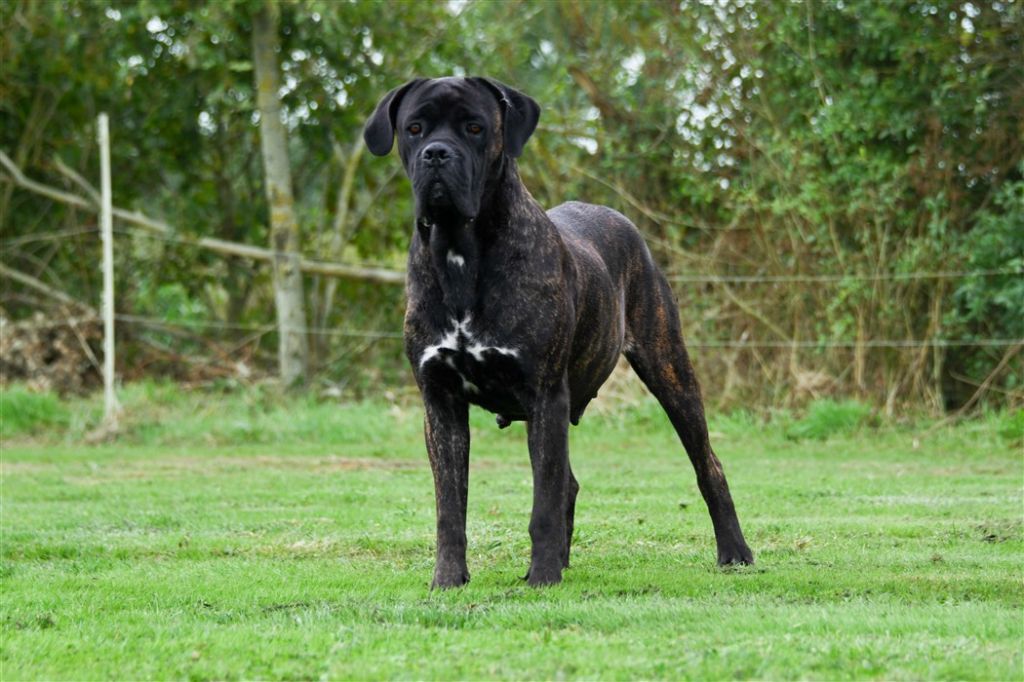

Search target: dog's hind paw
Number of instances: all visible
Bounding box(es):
[523,563,563,587]
[717,542,755,567]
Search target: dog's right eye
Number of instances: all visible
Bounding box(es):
[407,123,422,135]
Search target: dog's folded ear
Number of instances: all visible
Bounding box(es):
[363,79,426,156]
[473,77,541,159]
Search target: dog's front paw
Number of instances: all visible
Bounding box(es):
[432,563,470,590]
[717,541,754,566]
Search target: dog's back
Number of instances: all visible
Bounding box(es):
[547,201,653,290]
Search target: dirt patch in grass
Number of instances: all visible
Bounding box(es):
[4,455,427,484]
[200,454,425,472]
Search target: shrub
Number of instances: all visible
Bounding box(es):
[785,399,873,441]
[0,386,70,439]
[998,409,1024,446]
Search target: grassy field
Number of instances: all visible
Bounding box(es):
[2,384,1022,680]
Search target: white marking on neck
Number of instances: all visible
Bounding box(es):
[447,250,465,268]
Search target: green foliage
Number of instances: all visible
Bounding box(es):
[997,408,1024,446]
[948,172,1024,340]
[136,282,206,322]
[940,171,1024,405]
[3,394,1021,679]
[0,386,70,439]
[785,399,874,441]
[2,0,1021,410]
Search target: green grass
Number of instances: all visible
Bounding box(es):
[783,398,874,441]
[2,385,1022,680]
[0,386,70,440]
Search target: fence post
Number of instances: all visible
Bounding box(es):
[98,113,120,426]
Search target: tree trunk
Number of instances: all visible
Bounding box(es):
[252,0,308,387]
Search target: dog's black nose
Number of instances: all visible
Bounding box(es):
[421,142,452,167]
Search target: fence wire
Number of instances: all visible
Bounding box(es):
[113,225,405,273]
[666,269,1022,284]
[4,313,1020,351]
[112,224,1021,286]
[5,225,1022,352]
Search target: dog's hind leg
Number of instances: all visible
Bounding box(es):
[565,461,580,568]
[624,274,754,566]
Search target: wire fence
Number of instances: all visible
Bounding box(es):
[112,224,410,273]
[3,210,1021,401]
[665,269,1022,284]
[116,222,1022,286]
[5,312,1021,350]
[55,222,1015,351]
[114,314,404,340]
[4,213,1022,416]
[5,226,1022,349]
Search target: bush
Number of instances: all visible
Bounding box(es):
[998,409,1024,446]
[943,172,1024,408]
[0,386,70,439]
[785,399,874,441]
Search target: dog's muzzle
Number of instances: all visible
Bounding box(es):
[412,142,477,217]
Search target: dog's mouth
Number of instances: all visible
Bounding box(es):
[428,179,451,205]
[413,168,478,219]
[414,167,456,204]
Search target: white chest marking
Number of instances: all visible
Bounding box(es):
[446,250,465,268]
[418,315,519,370]
[466,342,519,362]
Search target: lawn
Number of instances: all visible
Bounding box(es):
[2,384,1022,680]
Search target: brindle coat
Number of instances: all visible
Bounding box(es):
[364,77,753,588]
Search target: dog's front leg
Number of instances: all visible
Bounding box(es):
[524,381,571,586]
[422,387,471,589]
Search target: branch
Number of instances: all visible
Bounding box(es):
[0,150,92,210]
[567,66,634,124]
[567,162,716,232]
[919,341,1023,437]
[953,342,1022,414]
[53,155,100,204]
[0,262,97,314]
[0,150,406,285]
[720,283,791,343]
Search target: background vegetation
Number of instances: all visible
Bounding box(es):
[2,0,1022,412]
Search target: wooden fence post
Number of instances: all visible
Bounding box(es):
[98,113,120,426]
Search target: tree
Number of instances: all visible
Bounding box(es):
[251,0,308,387]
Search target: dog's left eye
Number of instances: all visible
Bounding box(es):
[466,123,483,135]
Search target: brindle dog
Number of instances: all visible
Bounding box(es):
[364,77,753,588]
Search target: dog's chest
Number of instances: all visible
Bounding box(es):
[417,314,522,397]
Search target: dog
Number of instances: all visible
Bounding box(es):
[364,77,753,587]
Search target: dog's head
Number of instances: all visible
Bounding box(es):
[364,77,540,222]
